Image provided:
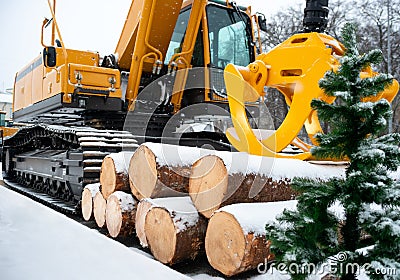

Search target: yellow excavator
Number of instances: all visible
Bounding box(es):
[2,0,398,212]
[2,0,268,212]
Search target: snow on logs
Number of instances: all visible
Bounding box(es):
[189,153,346,218]
[205,200,297,276]
[128,143,215,200]
[143,197,207,265]
[127,143,345,218]
[81,183,100,221]
[106,191,137,238]
[100,152,134,199]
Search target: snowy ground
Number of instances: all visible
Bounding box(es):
[0,173,190,280]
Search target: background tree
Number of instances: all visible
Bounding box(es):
[265,23,400,280]
[355,0,400,132]
[259,0,400,135]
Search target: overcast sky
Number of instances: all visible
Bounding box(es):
[0,0,303,91]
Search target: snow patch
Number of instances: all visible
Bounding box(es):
[218,200,349,237]
[142,142,346,180]
[0,186,189,280]
[111,191,136,211]
[85,183,100,197]
[106,151,134,173]
[218,200,298,236]
[143,142,217,167]
[214,152,346,180]
[147,196,200,233]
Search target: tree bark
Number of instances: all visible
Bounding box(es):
[93,191,107,228]
[106,191,137,238]
[81,183,100,221]
[100,152,134,199]
[205,201,297,276]
[143,197,207,265]
[190,154,345,218]
[129,143,214,200]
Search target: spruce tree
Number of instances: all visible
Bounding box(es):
[265,23,400,280]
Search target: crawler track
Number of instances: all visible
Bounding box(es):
[3,177,78,215]
[2,124,138,211]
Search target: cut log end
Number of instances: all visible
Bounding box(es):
[106,195,123,238]
[106,192,136,238]
[206,210,271,276]
[135,199,154,247]
[81,188,94,221]
[100,153,132,200]
[100,157,117,199]
[129,145,157,200]
[93,191,107,228]
[205,211,246,276]
[189,155,228,218]
[145,207,177,264]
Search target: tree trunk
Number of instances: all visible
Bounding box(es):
[100,152,134,199]
[129,143,214,200]
[144,197,207,265]
[205,200,297,276]
[190,153,345,218]
[106,191,137,238]
[93,191,107,228]
[81,183,100,221]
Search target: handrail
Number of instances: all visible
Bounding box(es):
[144,0,163,70]
[46,0,68,94]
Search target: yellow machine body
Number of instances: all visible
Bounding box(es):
[0,111,18,143]
[13,0,258,123]
[224,32,399,160]
[0,127,19,138]
[115,0,256,111]
[14,49,122,112]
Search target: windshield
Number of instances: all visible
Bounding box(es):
[165,8,191,64]
[207,5,253,69]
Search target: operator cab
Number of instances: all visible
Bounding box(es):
[165,3,254,69]
[146,0,260,142]
[164,1,255,106]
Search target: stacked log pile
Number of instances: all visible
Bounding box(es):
[80,142,346,276]
[83,151,135,231]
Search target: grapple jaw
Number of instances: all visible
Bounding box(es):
[224,32,399,160]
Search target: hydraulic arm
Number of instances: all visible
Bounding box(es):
[115,0,184,108]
